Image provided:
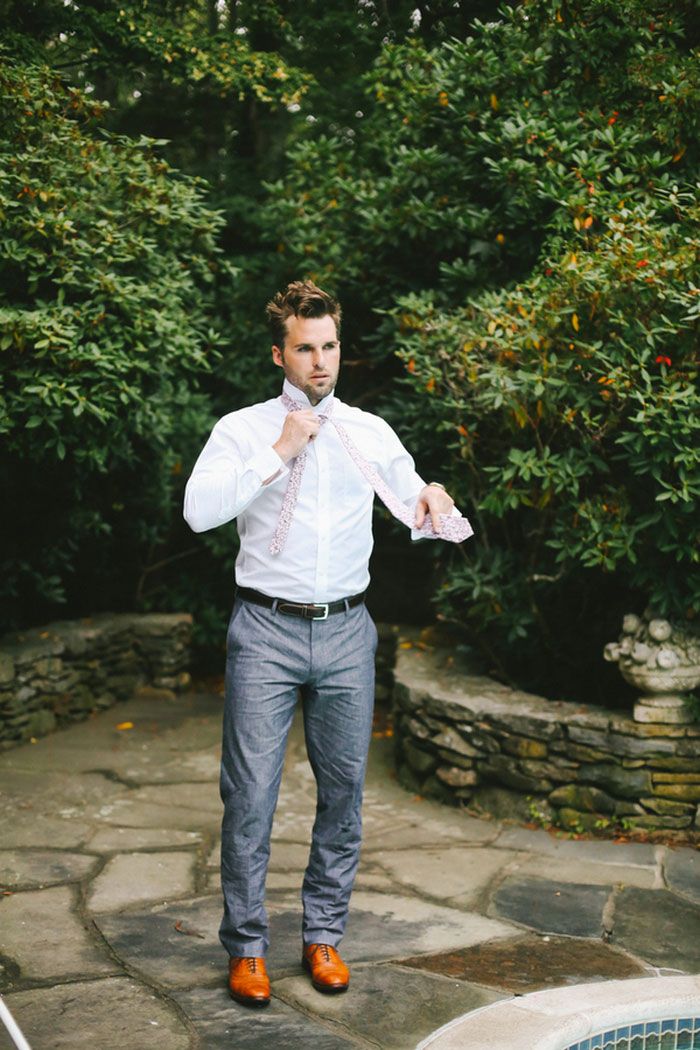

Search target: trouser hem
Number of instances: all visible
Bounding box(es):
[302,932,343,948]
[224,942,268,959]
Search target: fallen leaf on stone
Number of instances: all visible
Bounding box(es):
[174,920,206,939]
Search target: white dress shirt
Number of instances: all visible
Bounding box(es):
[184,379,432,602]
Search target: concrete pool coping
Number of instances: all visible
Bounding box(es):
[415,974,700,1050]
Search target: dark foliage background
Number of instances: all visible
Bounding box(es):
[2,0,699,701]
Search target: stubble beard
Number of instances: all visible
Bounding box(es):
[303,375,335,405]
[284,367,337,406]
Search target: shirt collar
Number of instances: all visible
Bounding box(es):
[282,378,335,414]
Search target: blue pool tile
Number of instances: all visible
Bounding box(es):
[556,1014,700,1050]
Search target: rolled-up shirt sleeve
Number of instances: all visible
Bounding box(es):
[183,418,288,534]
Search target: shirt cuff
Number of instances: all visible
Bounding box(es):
[249,446,288,485]
[410,505,462,541]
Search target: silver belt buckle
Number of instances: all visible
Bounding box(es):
[311,603,329,620]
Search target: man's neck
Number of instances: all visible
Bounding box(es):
[282,378,335,412]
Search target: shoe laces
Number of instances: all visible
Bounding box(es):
[317,944,332,962]
[244,957,260,972]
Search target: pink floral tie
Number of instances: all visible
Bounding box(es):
[269,393,474,555]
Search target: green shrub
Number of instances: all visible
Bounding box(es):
[391,188,700,695]
[0,57,234,632]
[257,0,700,700]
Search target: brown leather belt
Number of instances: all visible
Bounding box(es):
[236,587,366,621]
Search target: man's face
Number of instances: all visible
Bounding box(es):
[272,314,340,406]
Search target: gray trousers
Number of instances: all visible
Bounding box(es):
[218,596,377,958]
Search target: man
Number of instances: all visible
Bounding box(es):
[184,280,471,1007]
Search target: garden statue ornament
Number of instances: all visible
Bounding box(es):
[604,611,700,724]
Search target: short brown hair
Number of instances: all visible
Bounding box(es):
[266,280,341,348]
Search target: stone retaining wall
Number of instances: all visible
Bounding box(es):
[0,613,192,748]
[392,633,700,834]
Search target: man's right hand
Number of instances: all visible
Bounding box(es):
[273,410,321,463]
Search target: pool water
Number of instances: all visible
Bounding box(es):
[563,1016,700,1050]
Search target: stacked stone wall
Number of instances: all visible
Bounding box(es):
[392,638,700,834]
[0,613,192,748]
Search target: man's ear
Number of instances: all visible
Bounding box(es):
[272,345,284,367]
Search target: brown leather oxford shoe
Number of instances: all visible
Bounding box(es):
[228,956,271,1007]
[302,943,350,993]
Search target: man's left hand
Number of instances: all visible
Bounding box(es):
[415,485,455,533]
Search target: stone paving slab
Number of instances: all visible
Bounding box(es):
[0,849,98,889]
[492,877,612,938]
[360,818,497,851]
[361,802,500,849]
[0,693,222,778]
[0,886,116,985]
[86,826,203,852]
[108,746,222,786]
[94,796,221,831]
[129,781,222,815]
[0,768,126,811]
[509,854,659,889]
[399,935,651,994]
[265,795,316,839]
[352,870,401,894]
[204,838,334,879]
[171,986,362,1050]
[663,846,700,905]
[96,888,516,993]
[96,895,223,990]
[265,870,306,892]
[365,846,522,905]
[493,825,660,867]
[0,811,93,849]
[87,851,197,913]
[203,839,407,893]
[269,840,313,871]
[2,689,700,1050]
[613,887,700,971]
[174,749,222,781]
[0,979,190,1050]
[275,964,502,1050]
[340,891,515,962]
